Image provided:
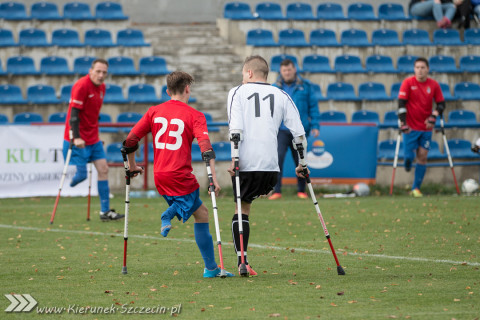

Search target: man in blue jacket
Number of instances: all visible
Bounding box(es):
[269,59,320,200]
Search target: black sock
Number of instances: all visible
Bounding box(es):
[231,214,250,266]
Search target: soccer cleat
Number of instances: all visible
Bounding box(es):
[297,192,308,199]
[160,217,172,237]
[404,159,412,172]
[268,193,282,200]
[203,267,235,278]
[100,209,124,221]
[410,188,423,197]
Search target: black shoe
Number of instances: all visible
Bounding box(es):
[100,209,125,221]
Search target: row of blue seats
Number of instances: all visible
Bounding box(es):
[0,55,169,76]
[225,2,412,21]
[378,139,479,160]
[0,1,128,20]
[0,28,148,47]
[270,53,480,74]
[0,83,197,105]
[247,28,480,47]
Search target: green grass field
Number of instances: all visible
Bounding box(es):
[1,190,479,319]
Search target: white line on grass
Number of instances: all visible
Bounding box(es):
[1,224,479,267]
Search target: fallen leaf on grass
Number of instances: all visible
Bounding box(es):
[330,303,337,307]
[161,285,168,288]
[224,306,232,310]
[348,300,357,304]
[200,308,205,312]
[249,307,255,311]
[337,291,344,295]
[454,299,460,302]
[315,285,321,289]
[150,288,157,292]
[61,256,66,260]
[269,313,281,317]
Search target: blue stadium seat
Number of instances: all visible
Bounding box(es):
[104,84,128,104]
[464,28,480,45]
[397,55,418,73]
[454,82,480,100]
[270,54,299,72]
[366,54,397,73]
[60,84,73,103]
[372,28,401,46]
[390,82,401,99]
[448,139,478,158]
[136,143,154,163]
[310,28,340,46]
[107,56,139,76]
[212,141,231,161]
[0,29,17,46]
[0,2,29,20]
[106,142,124,163]
[203,112,220,132]
[52,28,83,47]
[139,56,170,75]
[429,55,459,73]
[31,2,61,20]
[347,2,378,20]
[255,2,284,20]
[246,29,278,46]
[48,112,66,123]
[117,29,149,47]
[302,54,333,73]
[73,56,96,74]
[63,2,94,20]
[224,2,256,19]
[403,29,431,45]
[351,110,380,124]
[128,84,162,103]
[378,139,403,160]
[311,83,327,101]
[0,113,9,124]
[13,112,43,124]
[27,84,60,104]
[117,112,143,133]
[285,2,315,20]
[428,141,446,160]
[433,29,462,46]
[278,28,308,46]
[439,83,456,101]
[340,29,371,46]
[448,110,478,127]
[381,110,398,128]
[0,84,27,104]
[40,56,73,75]
[191,143,203,162]
[98,112,117,133]
[95,1,128,20]
[159,85,198,103]
[378,3,409,20]
[326,82,358,100]
[320,110,347,123]
[6,56,39,75]
[84,29,114,47]
[316,3,346,20]
[19,28,50,47]
[459,55,480,72]
[358,82,390,101]
[334,54,365,73]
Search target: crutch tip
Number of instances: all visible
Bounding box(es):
[219,269,227,278]
[49,221,53,225]
[122,267,128,275]
[337,266,346,275]
[86,218,90,221]
[239,264,249,277]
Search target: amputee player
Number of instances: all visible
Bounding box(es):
[227,55,308,276]
[63,58,124,221]
[123,71,234,278]
[398,57,446,197]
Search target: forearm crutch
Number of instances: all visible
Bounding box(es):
[50,130,73,224]
[295,141,346,275]
[389,120,402,196]
[439,116,461,195]
[86,162,92,221]
[203,151,227,278]
[230,133,248,277]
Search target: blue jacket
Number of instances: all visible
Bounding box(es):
[273,75,320,135]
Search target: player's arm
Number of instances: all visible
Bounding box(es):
[69,107,84,147]
[122,113,152,176]
[227,88,244,175]
[397,99,411,133]
[425,100,445,129]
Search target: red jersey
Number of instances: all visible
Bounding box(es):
[64,75,105,144]
[398,76,444,131]
[130,100,212,196]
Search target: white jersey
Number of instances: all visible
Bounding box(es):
[227,82,306,172]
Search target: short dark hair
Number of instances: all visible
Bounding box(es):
[244,55,269,79]
[91,58,108,68]
[415,57,429,68]
[280,59,295,68]
[166,71,194,95]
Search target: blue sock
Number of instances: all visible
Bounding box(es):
[98,180,110,213]
[70,165,87,187]
[412,164,427,190]
[194,223,217,270]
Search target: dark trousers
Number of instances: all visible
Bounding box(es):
[455,0,472,28]
[274,129,306,194]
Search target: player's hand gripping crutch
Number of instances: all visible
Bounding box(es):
[294,137,346,275]
[389,120,403,196]
[50,130,73,224]
[203,150,227,278]
[230,132,248,277]
[439,116,460,195]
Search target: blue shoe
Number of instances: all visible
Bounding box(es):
[203,267,235,278]
[160,217,172,237]
[404,158,412,172]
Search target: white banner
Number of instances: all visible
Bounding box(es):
[0,125,98,198]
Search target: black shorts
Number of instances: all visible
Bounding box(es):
[231,171,278,204]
